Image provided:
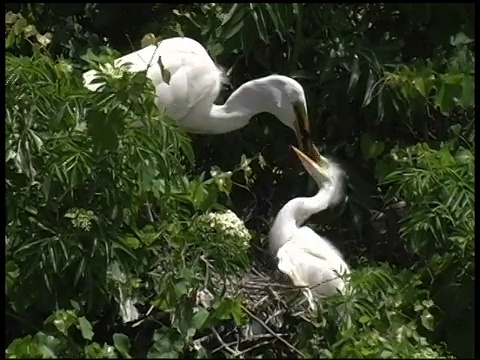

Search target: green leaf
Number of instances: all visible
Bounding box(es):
[358,315,370,324]
[120,236,142,250]
[5,11,19,25]
[221,4,239,26]
[192,308,210,330]
[212,299,232,320]
[5,332,63,358]
[412,78,426,97]
[46,310,77,336]
[265,4,285,41]
[437,148,454,167]
[348,54,361,93]
[70,300,81,312]
[36,332,61,358]
[85,342,117,358]
[36,32,52,47]
[78,316,94,341]
[113,333,132,358]
[360,134,385,160]
[23,24,37,38]
[433,83,462,116]
[454,149,473,164]
[138,165,156,193]
[442,73,464,85]
[174,279,190,298]
[421,309,434,331]
[422,299,434,309]
[459,75,474,109]
[42,175,52,200]
[6,335,41,358]
[6,260,20,294]
[224,21,244,40]
[448,124,462,137]
[251,6,268,43]
[191,182,210,209]
[147,329,181,359]
[207,43,224,58]
[362,70,376,107]
[450,32,473,47]
[86,108,125,152]
[231,301,244,326]
[212,298,244,325]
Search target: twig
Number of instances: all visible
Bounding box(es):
[236,339,272,357]
[211,328,238,356]
[200,255,213,288]
[211,340,239,355]
[265,285,286,303]
[235,330,241,352]
[264,308,284,326]
[242,306,305,358]
[251,295,269,310]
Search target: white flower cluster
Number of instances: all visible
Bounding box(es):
[197,209,252,250]
[65,208,97,232]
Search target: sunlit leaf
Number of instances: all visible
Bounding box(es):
[348,54,361,93]
[192,308,210,330]
[362,70,376,107]
[113,333,132,358]
[421,310,434,331]
[78,316,94,341]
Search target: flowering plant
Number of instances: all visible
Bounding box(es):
[194,209,252,271]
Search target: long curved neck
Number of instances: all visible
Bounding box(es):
[269,187,332,254]
[189,76,288,135]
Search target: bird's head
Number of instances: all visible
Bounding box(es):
[260,75,314,157]
[291,145,346,206]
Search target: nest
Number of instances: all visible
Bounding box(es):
[238,267,312,323]
[196,262,315,358]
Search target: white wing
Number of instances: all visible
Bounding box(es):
[292,227,350,275]
[83,37,225,124]
[277,242,347,297]
[153,37,224,122]
[275,226,349,298]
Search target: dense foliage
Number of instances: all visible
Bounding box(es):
[6,4,474,358]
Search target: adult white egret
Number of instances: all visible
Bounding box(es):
[83,36,313,153]
[269,145,350,310]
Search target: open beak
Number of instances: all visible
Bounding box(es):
[292,101,319,162]
[291,145,329,179]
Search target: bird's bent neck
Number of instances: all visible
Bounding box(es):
[269,188,332,254]
[185,75,294,135]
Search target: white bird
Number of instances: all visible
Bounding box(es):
[83,36,312,152]
[269,145,350,310]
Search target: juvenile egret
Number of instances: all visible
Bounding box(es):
[269,146,350,310]
[83,37,313,153]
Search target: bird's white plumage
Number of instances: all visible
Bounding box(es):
[83,37,225,123]
[269,147,349,309]
[276,227,350,297]
[83,36,311,147]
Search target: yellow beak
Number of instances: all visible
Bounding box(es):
[291,145,329,178]
[292,101,317,160]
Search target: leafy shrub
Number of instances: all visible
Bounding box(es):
[382,139,474,357]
